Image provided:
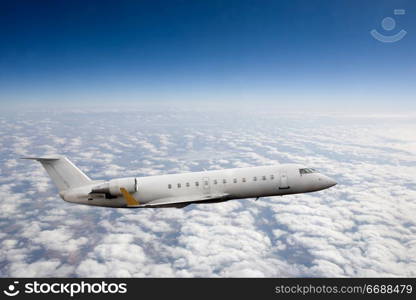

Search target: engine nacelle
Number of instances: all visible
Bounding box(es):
[91,177,138,196]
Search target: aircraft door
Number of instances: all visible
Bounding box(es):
[279,171,290,189]
[202,177,210,194]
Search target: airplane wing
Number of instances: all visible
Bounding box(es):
[119,188,230,208]
[143,193,230,208]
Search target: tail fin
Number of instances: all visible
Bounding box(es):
[22,155,92,191]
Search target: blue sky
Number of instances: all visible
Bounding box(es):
[0,0,414,110]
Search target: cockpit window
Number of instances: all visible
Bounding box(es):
[299,168,317,174]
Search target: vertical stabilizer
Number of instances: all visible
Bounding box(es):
[22,156,92,191]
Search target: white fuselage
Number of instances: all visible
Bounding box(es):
[61,164,337,208]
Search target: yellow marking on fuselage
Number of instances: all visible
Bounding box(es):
[120,187,140,206]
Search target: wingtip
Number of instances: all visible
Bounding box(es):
[120,187,140,207]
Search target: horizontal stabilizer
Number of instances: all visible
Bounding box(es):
[21,157,60,161]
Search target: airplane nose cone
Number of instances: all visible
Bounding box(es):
[326,178,337,188]
[318,175,337,190]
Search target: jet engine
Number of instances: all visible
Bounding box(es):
[90,177,138,196]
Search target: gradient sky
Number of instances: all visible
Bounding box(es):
[0,0,415,110]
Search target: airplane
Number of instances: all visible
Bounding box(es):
[23,155,337,208]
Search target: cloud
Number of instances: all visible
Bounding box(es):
[9,260,73,277]
[0,109,415,277]
[35,228,88,253]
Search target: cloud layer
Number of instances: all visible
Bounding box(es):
[0,109,415,277]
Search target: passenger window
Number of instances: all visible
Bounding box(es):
[186,182,190,187]
[253,177,257,181]
[204,180,209,186]
[233,178,237,183]
[195,181,199,187]
[223,179,227,184]
[262,176,266,181]
[177,183,181,188]
[168,184,172,189]
[214,179,217,184]
[242,178,246,183]
[270,175,274,180]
